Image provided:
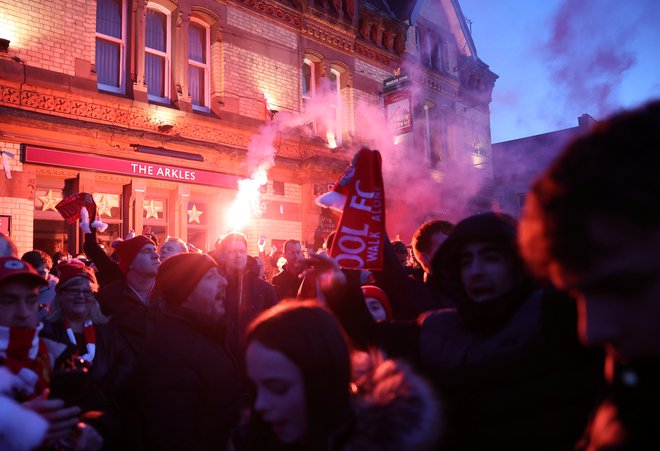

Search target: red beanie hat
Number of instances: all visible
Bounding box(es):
[361,285,393,320]
[56,259,98,289]
[114,235,155,275]
[152,253,218,309]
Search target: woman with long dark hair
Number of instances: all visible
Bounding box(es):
[239,300,440,450]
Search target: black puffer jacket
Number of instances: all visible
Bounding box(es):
[135,309,241,450]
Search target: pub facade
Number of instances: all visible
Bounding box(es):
[0,0,496,256]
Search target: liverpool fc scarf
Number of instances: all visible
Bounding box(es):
[316,147,386,269]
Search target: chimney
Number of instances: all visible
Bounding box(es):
[578,113,597,130]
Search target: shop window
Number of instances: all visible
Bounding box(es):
[93,193,122,250]
[143,198,168,245]
[34,220,69,259]
[34,186,68,257]
[96,0,126,93]
[188,18,210,111]
[145,4,171,103]
[187,201,207,252]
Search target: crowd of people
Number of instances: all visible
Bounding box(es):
[0,101,659,450]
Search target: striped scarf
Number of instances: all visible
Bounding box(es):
[64,320,96,363]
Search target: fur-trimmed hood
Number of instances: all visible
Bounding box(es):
[347,352,442,450]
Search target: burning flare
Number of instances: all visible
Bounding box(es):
[225,166,268,231]
[326,131,337,149]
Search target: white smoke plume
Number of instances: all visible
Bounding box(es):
[232,57,497,242]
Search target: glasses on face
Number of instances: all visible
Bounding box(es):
[60,289,96,299]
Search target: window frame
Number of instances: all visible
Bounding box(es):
[95,0,127,94]
[188,17,211,112]
[302,58,316,106]
[423,101,433,162]
[328,66,343,146]
[145,3,172,104]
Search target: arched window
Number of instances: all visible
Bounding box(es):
[145,3,171,103]
[302,58,316,107]
[96,0,126,93]
[188,18,210,111]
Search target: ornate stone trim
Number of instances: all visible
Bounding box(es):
[419,76,459,98]
[35,167,79,177]
[0,82,345,164]
[300,21,354,53]
[232,0,400,69]
[234,0,303,29]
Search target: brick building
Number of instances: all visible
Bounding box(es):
[0,0,496,256]
[492,114,597,218]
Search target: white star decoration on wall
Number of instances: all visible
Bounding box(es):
[143,200,162,219]
[187,204,203,224]
[38,189,62,212]
[96,195,113,217]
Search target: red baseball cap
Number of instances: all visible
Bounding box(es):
[0,257,48,287]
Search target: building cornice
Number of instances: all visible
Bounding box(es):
[0,82,346,167]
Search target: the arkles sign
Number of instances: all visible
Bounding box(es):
[23,146,239,189]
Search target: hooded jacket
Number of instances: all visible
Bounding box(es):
[327,213,603,450]
[417,212,603,449]
[430,212,532,335]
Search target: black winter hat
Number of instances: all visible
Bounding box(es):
[152,253,218,309]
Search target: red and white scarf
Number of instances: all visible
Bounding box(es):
[0,323,51,398]
[64,320,96,363]
[316,147,386,270]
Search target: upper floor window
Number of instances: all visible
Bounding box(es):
[96,0,126,93]
[417,27,446,72]
[145,4,171,103]
[327,67,343,146]
[302,59,315,107]
[188,18,210,111]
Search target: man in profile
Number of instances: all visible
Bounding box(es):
[519,101,660,449]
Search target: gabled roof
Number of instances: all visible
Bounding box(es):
[409,0,478,59]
